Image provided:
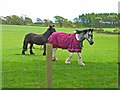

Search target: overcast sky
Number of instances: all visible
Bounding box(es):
[0,0,119,21]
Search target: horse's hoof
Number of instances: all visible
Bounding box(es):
[52,57,58,61]
[52,59,57,61]
[22,51,25,55]
[31,53,35,55]
[43,53,46,56]
[78,62,85,66]
[65,60,71,64]
[22,52,25,55]
[52,59,56,61]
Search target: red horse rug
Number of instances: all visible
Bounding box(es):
[48,32,81,52]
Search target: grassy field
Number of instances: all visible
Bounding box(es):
[2,25,118,88]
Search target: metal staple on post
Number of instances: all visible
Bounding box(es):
[46,44,52,88]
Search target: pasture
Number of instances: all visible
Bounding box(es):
[2,25,118,88]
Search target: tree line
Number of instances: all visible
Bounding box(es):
[0,13,119,28]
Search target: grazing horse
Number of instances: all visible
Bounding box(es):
[48,29,94,66]
[22,25,56,55]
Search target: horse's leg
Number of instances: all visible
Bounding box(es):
[43,44,46,56]
[65,52,74,64]
[22,40,28,55]
[52,48,58,61]
[30,43,35,55]
[77,52,85,66]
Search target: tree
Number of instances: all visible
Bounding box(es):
[118,13,120,27]
[73,17,82,28]
[94,17,102,28]
[24,17,33,25]
[107,15,114,25]
[0,16,6,24]
[3,15,33,25]
[35,18,43,23]
[54,16,65,27]
[11,15,22,25]
[5,15,24,25]
[5,16,13,24]
[62,19,73,28]
[43,19,53,26]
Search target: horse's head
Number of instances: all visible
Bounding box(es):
[43,25,56,37]
[47,25,56,34]
[75,29,94,46]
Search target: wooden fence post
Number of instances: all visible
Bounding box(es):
[118,28,120,88]
[118,62,120,88]
[46,44,52,88]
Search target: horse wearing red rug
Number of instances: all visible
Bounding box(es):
[48,29,94,66]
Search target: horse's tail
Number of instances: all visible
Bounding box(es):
[23,37,28,50]
[22,36,29,54]
[22,34,29,52]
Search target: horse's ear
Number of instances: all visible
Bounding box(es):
[89,28,93,32]
[75,30,83,34]
[83,30,88,34]
[49,25,55,28]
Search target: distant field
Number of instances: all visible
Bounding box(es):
[2,25,118,88]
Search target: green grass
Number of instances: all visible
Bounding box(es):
[2,25,118,88]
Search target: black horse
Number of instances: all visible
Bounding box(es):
[22,25,56,55]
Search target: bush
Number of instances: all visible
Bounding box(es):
[113,28,119,33]
[97,28,104,33]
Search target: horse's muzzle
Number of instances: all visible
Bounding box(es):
[90,41,94,45]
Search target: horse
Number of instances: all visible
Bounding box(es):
[22,25,56,55]
[48,29,94,66]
